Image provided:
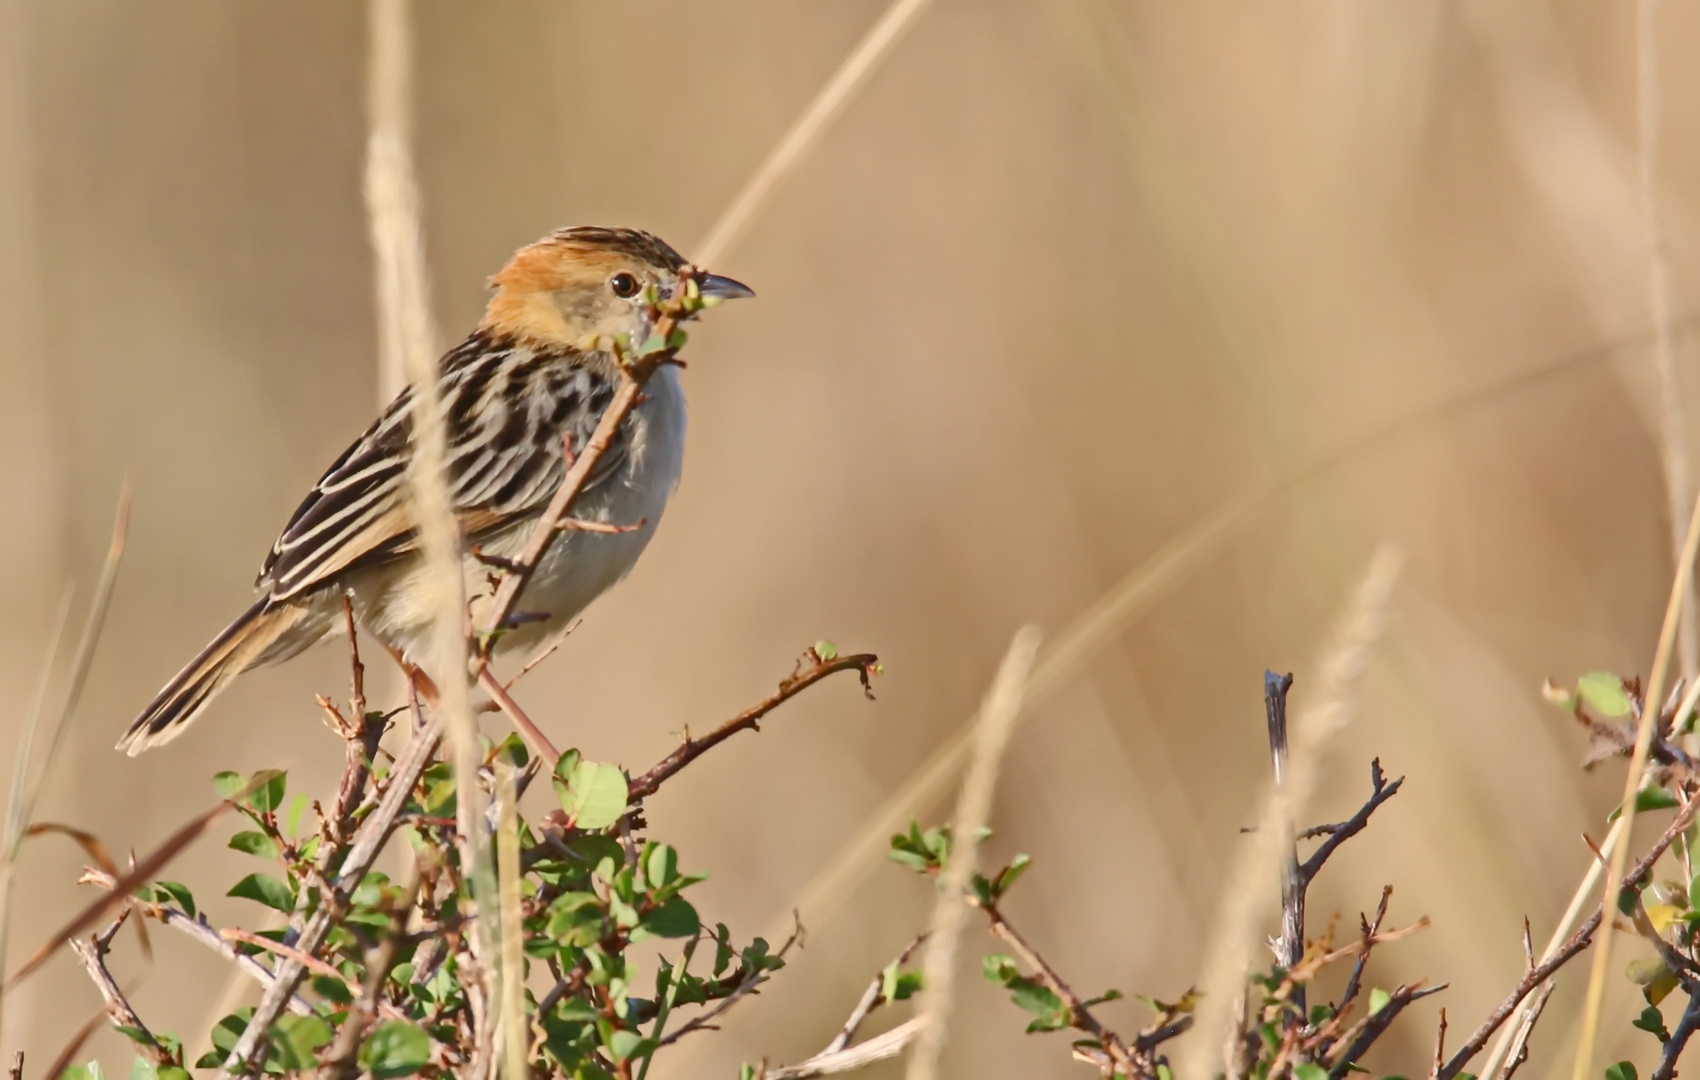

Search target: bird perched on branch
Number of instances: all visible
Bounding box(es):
[119,226,752,754]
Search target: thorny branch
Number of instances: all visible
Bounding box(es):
[325,876,421,1079]
[1438,786,1700,1080]
[627,648,879,802]
[1498,983,1552,1080]
[68,912,174,1067]
[1568,676,1697,775]
[973,897,1156,1078]
[223,679,446,1074]
[758,936,929,1080]
[655,920,806,1049]
[1300,759,1404,884]
[79,868,314,1016]
[1654,992,1700,1080]
[1320,983,1446,1080]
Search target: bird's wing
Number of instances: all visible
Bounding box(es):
[257,334,624,601]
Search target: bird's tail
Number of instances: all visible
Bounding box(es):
[118,599,306,755]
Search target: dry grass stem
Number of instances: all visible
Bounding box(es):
[1180,547,1404,1080]
[496,758,527,1080]
[769,1017,927,1080]
[739,329,1669,988]
[4,790,243,990]
[694,0,932,267]
[1637,0,1696,685]
[1476,770,1657,1078]
[80,868,312,1015]
[0,485,130,1037]
[365,0,497,1016]
[905,626,1041,1080]
[1442,790,1700,1079]
[368,0,426,405]
[745,494,1253,965]
[1572,489,1700,1080]
[0,585,72,1048]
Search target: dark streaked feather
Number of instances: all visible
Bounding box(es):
[257,329,625,601]
[117,599,308,754]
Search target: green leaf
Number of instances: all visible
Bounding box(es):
[644,897,699,938]
[495,733,528,768]
[312,974,355,1005]
[644,844,679,890]
[212,771,245,800]
[1634,1005,1671,1042]
[1646,967,1681,1006]
[883,966,922,1002]
[150,880,196,918]
[606,1030,654,1061]
[814,641,838,661]
[1295,1066,1328,1080]
[712,924,734,977]
[61,1063,106,1080]
[271,1015,332,1072]
[1009,978,1064,1019]
[285,792,309,838]
[984,954,1020,986]
[557,760,629,831]
[1604,1063,1638,1080]
[129,1059,156,1080]
[228,831,279,859]
[208,1009,251,1059]
[360,1021,432,1079]
[1610,788,1682,821]
[228,872,294,913]
[996,854,1032,897]
[1368,987,1391,1015]
[1578,673,1632,718]
[244,769,287,813]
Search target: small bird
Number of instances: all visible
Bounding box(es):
[118,226,752,754]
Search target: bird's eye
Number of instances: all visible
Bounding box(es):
[609,272,641,298]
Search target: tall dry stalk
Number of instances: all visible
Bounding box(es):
[1636,0,1696,686]
[494,760,526,1080]
[364,0,498,1027]
[693,0,932,267]
[1571,489,1700,1080]
[0,488,127,1051]
[1179,547,1403,1080]
[0,587,71,1054]
[905,627,1041,1080]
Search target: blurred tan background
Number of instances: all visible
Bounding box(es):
[2,1,1699,1076]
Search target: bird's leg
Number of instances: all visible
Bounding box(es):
[379,639,440,709]
[469,545,523,574]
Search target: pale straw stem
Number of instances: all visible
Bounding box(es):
[1636,0,1697,687]
[1571,489,1700,1080]
[1480,682,1700,1080]
[770,495,1253,943]
[905,626,1042,1080]
[365,0,496,993]
[496,759,527,1080]
[693,0,932,268]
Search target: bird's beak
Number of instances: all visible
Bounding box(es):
[699,273,755,301]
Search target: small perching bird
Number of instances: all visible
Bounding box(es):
[119,226,752,755]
